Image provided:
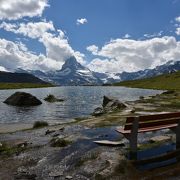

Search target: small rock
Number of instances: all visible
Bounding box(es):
[52,133,60,137]
[149,135,171,143]
[162,90,175,95]
[66,175,73,179]
[59,127,65,131]
[45,129,56,135]
[131,109,136,113]
[49,171,63,177]
[103,96,114,107]
[92,107,104,116]
[14,140,28,148]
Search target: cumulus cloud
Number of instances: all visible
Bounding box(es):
[0,38,62,71]
[0,21,55,39]
[0,0,48,20]
[0,20,85,71]
[76,18,88,25]
[87,36,180,73]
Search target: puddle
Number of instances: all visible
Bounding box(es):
[81,126,122,141]
[128,143,178,170]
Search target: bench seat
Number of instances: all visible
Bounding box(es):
[116,123,178,135]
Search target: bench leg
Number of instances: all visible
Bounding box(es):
[176,122,180,149]
[129,117,139,160]
[129,135,138,160]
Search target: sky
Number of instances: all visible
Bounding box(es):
[0,0,180,73]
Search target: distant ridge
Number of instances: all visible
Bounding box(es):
[114,70,180,90]
[0,71,49,84]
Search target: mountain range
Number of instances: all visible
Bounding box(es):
[14,57,180,86]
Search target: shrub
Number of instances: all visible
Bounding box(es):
[44,94,64,103]
[33,121,49,128]
[50,138,71,147]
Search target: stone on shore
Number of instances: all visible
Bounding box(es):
[92,96,127,116]
[149,135,171,143]
[3,92,42,106]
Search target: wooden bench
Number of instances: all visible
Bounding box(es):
[116,112,180,153]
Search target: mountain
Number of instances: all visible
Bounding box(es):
[15,59,180,86]
[16,57,102,86]
[114,70,180,90]
[0,71,49,84]
[98,60,180,84]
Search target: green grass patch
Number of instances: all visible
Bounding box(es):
[50,138,72,147]
[44,94,64,103]
[114,71,180,90]
[0,83,54,90]
[33,121,49,129]
[0,143,25,156]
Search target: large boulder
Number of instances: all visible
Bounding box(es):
[3,92,42,106]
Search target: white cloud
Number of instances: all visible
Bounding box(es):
[0,21,55,39]
[76,18,88,25]
[87,36,180,73]
[0,0,48,20]
[0,38,62,71]
[86,45,99,55]
[175,16,180,23]
[0,20,86,71]
[175,16,180,35]
[176,28,180,35]
[144,31,163,38]
[123,34,131,39]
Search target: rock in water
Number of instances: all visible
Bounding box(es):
[3,92,42,106]
[92,96,127,116]
[103,96,114,107]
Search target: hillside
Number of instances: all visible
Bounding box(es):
[114,71,180,90]
[0,71,53,89]
[0,71,49,84]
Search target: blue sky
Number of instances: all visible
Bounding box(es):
[0,0,179,73]
[45,0,180,51]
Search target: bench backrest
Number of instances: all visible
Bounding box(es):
[124,112,180,131]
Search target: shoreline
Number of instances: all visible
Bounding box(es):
[0,123,33,134]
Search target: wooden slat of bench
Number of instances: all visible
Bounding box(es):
[126,112,180,123]
[116,123,177,135]
[124,117,180,130]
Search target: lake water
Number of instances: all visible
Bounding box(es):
[0,86,162,125]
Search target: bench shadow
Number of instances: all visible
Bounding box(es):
[128,142,180,170]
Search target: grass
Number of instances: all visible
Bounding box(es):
[0,143,26,156]
[114,71,180,90]
[44,94,64,103]
[0,83,54,90]
[33,121,49,128]
[50,138,72,147]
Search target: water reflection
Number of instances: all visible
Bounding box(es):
[0,86,162,124]
[129,143,180,170]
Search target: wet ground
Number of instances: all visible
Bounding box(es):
[1,91,180,180]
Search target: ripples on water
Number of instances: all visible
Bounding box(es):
[0,86,162,124]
